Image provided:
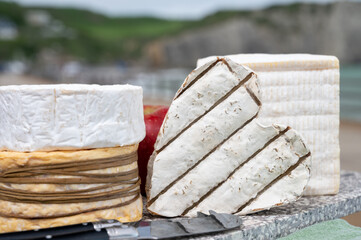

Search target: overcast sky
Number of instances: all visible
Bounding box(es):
[6,0,356,19]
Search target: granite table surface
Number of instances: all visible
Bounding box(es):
[144,171,361,240]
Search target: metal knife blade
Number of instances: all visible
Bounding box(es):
[145,211,242,239]
[0,211,241,240]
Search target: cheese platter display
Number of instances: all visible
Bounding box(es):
[0,54,359,239]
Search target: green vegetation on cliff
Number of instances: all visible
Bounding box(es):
[0,1,332,63]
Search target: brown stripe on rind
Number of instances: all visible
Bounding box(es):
[221,58,234,73]
[245,85,261,106]
[147,112,259,208]
[233,151,311,214]
[0,178,141,204]
[0,169,139,184]
[175,59,220,100]
[156,72,255,154]
[0,181,136,195]
[181,127,291,216]
[2,151,137,175]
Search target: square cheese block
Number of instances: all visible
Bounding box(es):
[146,58,311,217]
[198,54,340,196]
[0,84,145,152]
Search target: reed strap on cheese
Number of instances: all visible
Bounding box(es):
[0,151,140,205]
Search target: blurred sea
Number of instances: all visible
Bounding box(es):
[130,65,361,123]
[1,63,360,123]
[341,65,361,123]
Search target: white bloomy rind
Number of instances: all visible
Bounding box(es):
[237,155,311,215]
[147,58,311,217]
[0,84,145,152]
[149,120,311,217]
[155,58,258,151]
[186,125,310,217]
[147,58,260,201]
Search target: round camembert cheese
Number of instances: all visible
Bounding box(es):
[0,84,145,152]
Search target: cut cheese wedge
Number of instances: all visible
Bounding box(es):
[146,58,311,217]
[197,54,339,196]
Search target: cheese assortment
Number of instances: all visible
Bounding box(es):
[198,54,340,196]
[0,54,340,232]
[146,58,311,217]
[0,84,145,233]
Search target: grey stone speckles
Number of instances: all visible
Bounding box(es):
[144,171,361,239]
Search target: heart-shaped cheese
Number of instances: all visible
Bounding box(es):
[146,58,311,217]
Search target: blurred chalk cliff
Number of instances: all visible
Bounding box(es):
[147,2,361,67]
[0,1,361,68]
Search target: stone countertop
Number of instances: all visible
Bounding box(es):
[144,171,361,239]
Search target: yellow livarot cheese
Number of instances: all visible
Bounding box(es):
[198,54,340,196]
[0,145,142,233]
